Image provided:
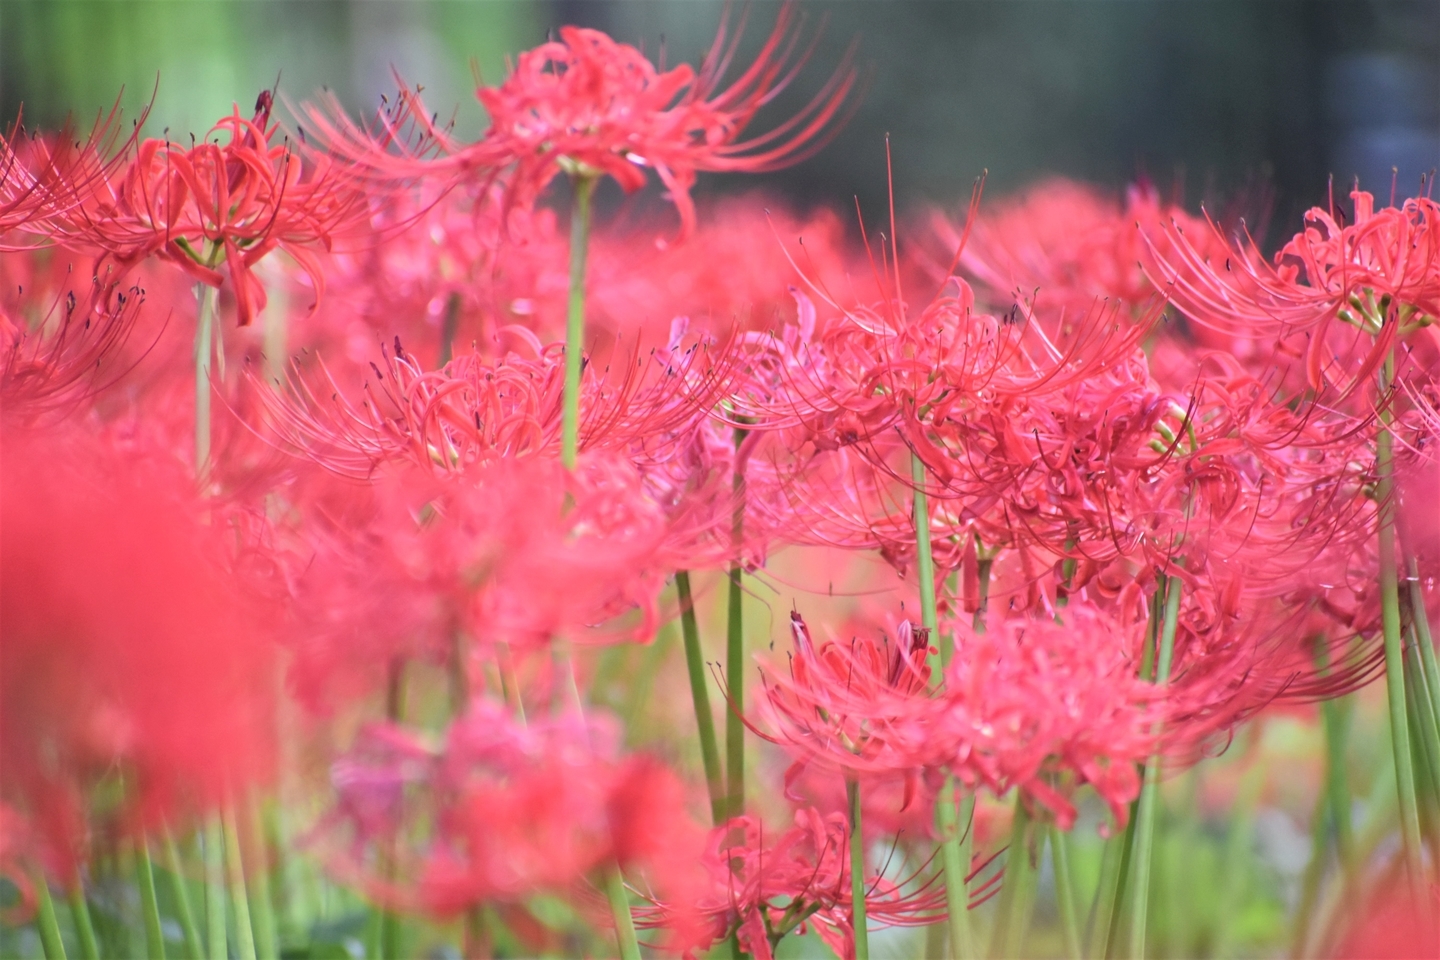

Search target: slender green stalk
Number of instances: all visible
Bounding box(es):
[936,785,976,960]
[677,571,725,823]
[913,455,973,958]
[205,814,228,960]
[989,795,1035,960]
[604,866,642,960]
[1376,369,1427,898]
[66,884,98,960]
[726,426,748,820]
[1291,785,1329,959]
[911,453,939,638]
[224,806,259,960]
[1051,825,1082,960]
[1127,574,1182,960]
[1086,830,1125,960]
[35,874,67,960]
[194,282,218,477]
[245,799,279,960]
[1315,641,1355,877]
[1409,559,1440,742]
[437,291,462,367]
[1403,643,1440,869]
[1102,805,1138,960]
[136,840,167,960]
[163,829,203,960]
[973,551,994,634]
[561,174,597,471]
[848,778,870,960]
[1216,765,1261,960]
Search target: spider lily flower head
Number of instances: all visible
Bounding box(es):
[313,4,857,237]
[666,806,950,960]
[44,91,371,326]
[262,326,731,480]
[281,449,670,709]
[0,422,276,873]
[319,704,709,946]
[937,602,1163,830]
[752,611,938,781]
[1,279,146,421]
[1144,185,1440,395]
[480,4,857,234]
[0,98,147,243]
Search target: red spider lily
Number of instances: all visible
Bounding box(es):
[316,704,710,948]
[279,449,670,710]
[304,4,856,236]
[0,99,146,242]
[751,611,937,782]
[259,326,732,480]
[641,807,974,960]
[0,422,276,876]
[935,603,1164,830]
[42,92,369,326]
[1145,186,1440,395]
[1,279,147,420]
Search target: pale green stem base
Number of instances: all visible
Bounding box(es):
[35,875,66,960]
[989,796,1035,960]
[1126,573,1182,960]
[561,175,596,471]
[677,571,725,824]
[1051,826,1082,960]
[605,866,641,960]
[66,884,98,960]
[137,839,167,960]
[205,814,228,960]
[163,829,203,960]
[848,779,870,960]
[937,784,976,960]
[224,806,258,960]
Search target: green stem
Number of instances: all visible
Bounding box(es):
[914,457,975,960]
[66,884,98,960]
[194,282,217,478]
[1216,765,1261,960]
[246,799,279,960]
[1291,783,1329,960]
[224,806,258,960]
[604,866,641,960]
[911,453,939,637]
[1102,804,1138,960]
[936,783,976,960]
[1403,640,1440,856]
[726,427,748,821]
[137,839,167,960]
[35,874,66,960]
[561,174,596,471]
[677,571,725,824]
[973,553,994,634]
[1376,358,1427,897]
[989,794,1035,960]
[163,829,203,960]
[1052,826,1082,960]
[1086,831,1124,960]
[1409,560,1440,742]
[205,814,228,960]
[437,291,461,367]
[848,778,870,960]
[1127,573,1181,960]
[1315,642,1355,878]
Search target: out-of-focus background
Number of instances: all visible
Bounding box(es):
[3,0,1436,237]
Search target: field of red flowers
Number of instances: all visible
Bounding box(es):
[2,7,1438,959]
